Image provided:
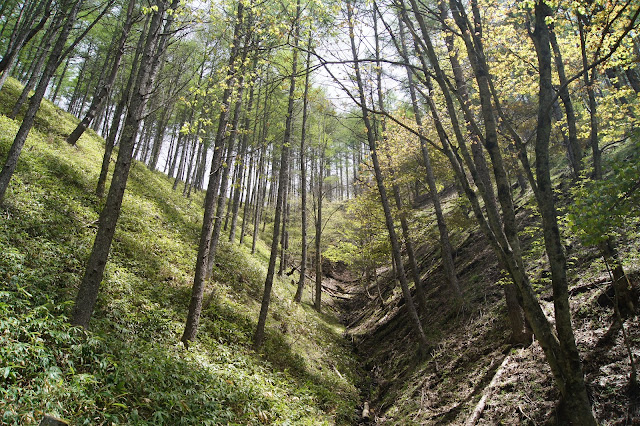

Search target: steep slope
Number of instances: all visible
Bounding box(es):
[335,185,640,424]
[0,78,360,425]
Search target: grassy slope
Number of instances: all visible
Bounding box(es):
[342,158,640,423]
[0,78,360,425]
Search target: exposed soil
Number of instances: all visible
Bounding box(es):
[323,206,640,425]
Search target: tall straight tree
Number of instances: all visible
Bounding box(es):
[529,2,595,422]
[313,142,325,312]
[294,36,313,303]
[373,4,431,312]
[181,0,251,346]
[345,0,429,351]
[0,0,82,205]
[66,0,137,146]
[72,0,180,327]
[396,14,461,305]
[253,0,301,349]
[96,14,150,198]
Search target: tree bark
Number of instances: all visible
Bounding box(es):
[531,3,596,423]
[96,15,149,199]
[72,0,177,327]
[348,0,429,351]
[181,2,248,346]
[253,0,300,349]
[0,0,52,92]
[314,147,325,312]
[67,0,136,146]
[397,13,462,305]
[9,19,55,119]
[0,0,78,205]
[229,80,256,242]
[294,38,312,303]
[549,26,582,178]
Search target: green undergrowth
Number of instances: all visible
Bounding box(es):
[0,78,359,425]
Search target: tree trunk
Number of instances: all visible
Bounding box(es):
[398,14,462,304]
[0,0,77,205]
[531,4,596,423]
[205,72,249,275]
[67,0,135,146]
[0,0,52,92]
[314,148,324,312]
[549,27,582,178]
[294,38,312,303]
[72,0,177,328]
[96,14,149,199]
[578,15,601,180]
[181,2,248,346]
[253,0,300,349]
[9,20,54,119]
[348,0,429,351]
[229,80,255,242]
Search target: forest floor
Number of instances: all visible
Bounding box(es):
[322,198,640,424]
[0,77,362,425]
[2,74,640,424]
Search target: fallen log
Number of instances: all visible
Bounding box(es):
[464,355,511,425]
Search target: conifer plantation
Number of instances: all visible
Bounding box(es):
[1,0,639,424]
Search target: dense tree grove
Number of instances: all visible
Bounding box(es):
[1,0,639,422]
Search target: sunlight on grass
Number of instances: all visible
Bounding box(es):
[0,78,359,425]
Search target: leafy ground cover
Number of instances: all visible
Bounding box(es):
[0,78,360,425]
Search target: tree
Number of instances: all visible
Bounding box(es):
[181,0,252,346]
[0,0,52,92]
[345,0,429,352]
[294,37,313,303]
[253,0,301,349]
[528,3,595,421]
[0,0,83,205]
[72,0,181,328]
[66,0,137,146]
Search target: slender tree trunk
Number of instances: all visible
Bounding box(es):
[253,0,300,349]
[0,1,78,205]
[72,0,177,328]
[530,4,596,423]
[206,75,249,275]
[0,0,52,92]
[96,15,149,198]
[9,20,54,119]
[549,27,582,178]
[67,0,135,146]
[239,149,256,245]
[149,105,171,170]
[374,7,431,312]
[578,15,601,180]
[278,166,290,276]
[168,112,186,178]
[294,38,312,303]
[348,0,429,351]
[251,148,266,253]
[315,149,324,311]
[51,56,70,105]
[448,0,533,343]
[229,83,255,242]
[182,132,200,196]
[181,2,248,346]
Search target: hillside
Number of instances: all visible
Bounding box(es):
[0,78,361,425]
[334,172,640,424]
[2,73,640,425]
